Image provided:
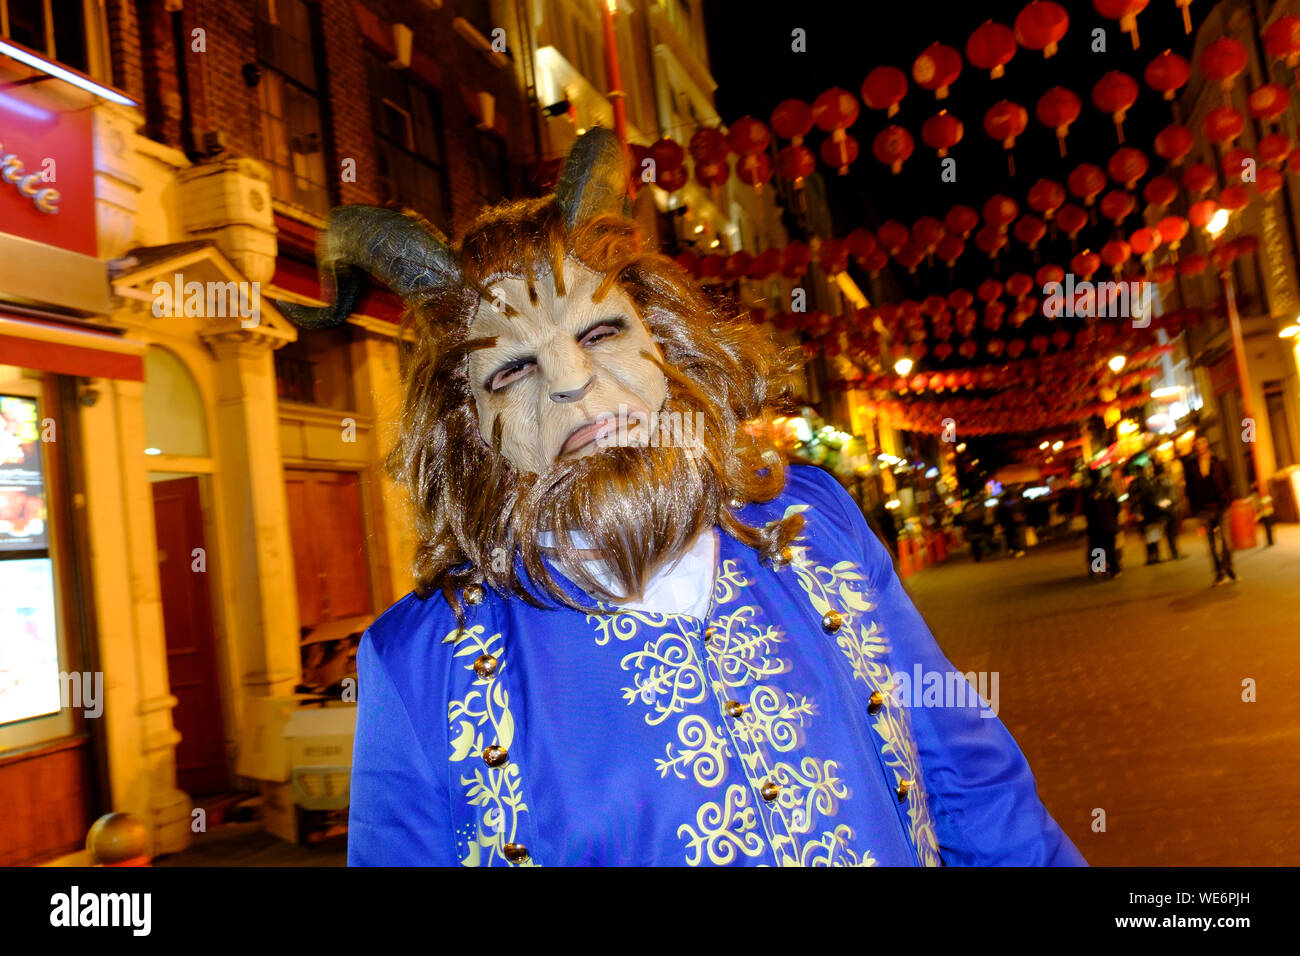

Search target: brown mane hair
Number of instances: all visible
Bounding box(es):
[387,197,804,619]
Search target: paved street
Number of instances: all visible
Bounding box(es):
[904,523,1300,867]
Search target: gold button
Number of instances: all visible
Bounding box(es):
[502,842,529,863]
[760,781,780,801]
[867,691,884,715]
[822,609,843,633]
[482,745,508,767]
[725,700,745,718]
[473,654,498,679]
[703,627,715,643]
[773,545,792,566]
[464,583,485,605]
[729,498,745,509]
[896,779,912,801]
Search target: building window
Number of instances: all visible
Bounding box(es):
[476,130,511,206]
[366,50,451,232]
[1,0,89,73]
[255,0,329,218]
[274,324,356,411]
[457,0,496,41]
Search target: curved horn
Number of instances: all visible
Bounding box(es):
[554,127,630,230]
[276,206,460,329]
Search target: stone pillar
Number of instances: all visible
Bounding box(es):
[201,328,302,704]
[80,376,191,855]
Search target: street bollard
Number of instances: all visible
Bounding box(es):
[86,812,151,866]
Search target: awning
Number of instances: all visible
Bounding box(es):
[0,313,145,381]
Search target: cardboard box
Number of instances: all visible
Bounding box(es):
[285,705,357,769]
[237,694,320,783]
[259,780,298,844]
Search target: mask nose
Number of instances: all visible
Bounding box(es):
[549,373,595,403]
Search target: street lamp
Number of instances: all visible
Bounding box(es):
[1280,324,1300,339]
[1108,354,1126,372]
[894,357,914,376]
[1206,208,1230,239]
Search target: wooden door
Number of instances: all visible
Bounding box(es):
[284,470,371,627]
[152,477,228,796]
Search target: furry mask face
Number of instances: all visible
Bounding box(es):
[466,259,669,475]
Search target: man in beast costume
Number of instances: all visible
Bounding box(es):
[281,128,1085,867]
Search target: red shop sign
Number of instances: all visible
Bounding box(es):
[0,49,98,257]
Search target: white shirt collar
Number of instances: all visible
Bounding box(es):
[536,528,718,619]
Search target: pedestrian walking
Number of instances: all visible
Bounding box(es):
[1152,461,1182,560]
[1083,471,1121,578]
[1128,462,1163,565]
[1182,437,1236,586]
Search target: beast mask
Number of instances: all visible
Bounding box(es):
[278,127,802,616]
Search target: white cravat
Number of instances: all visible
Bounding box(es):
[537,527,719,619]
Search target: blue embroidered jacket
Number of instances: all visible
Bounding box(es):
[348,466,1086,866]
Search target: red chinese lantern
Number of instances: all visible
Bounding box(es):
[776,145,815,184]
[1051,328,1072,349]
[1154,123,1194,164]
[862,249,890,275]
[1027,178,1066,219]
[873,125,915,174]
[1068,162,1107,205]
[912,42,963,99]
[1257,166,1285,198]
[1182,162,1216,195]
[1200,37,1248,93]
[1072,250,1101,279]
[817,239,849,276]
[1220,147,1254,181]
[1259,132,1292,166]
[966,20,1017,78]
[1264,15,1300,68]
[1015,1,1069,58]
[1014,214,1047,250]
[1093,0,1150,50]
[977,278,1004,302]
[1056,203,1088,239]
[1100,239,1132,275]
[749,248,782,279]
[781,241,812,278]
[1229,234,1259,257]
[861,66,908,117]
[727,117,771,157]
[1108,147,1148,191]
[1187,199,1219,229]
[674,250,699,277]
[1100,189,1136,225]
[1289,146,1300,172]
[878,221,910,254]
[689,128,728,164]
[724,251,754,281]
[976,224,1008,263]
[1006,273,1035,298]
[933,342,954,361]
[1092,71,1139,142]
[913,216,945,252]
[649,138,686,191]
[984,100,1029,148]
[945,206,979,242]
[1036,87,1082,156]
[983,194,1020,232]
[959,340,978,359]
[1144,50,1190,100]
[1209,242,1239,270]
[693,155,729,189]
[698,253,724,278]
[1037,263,1066,286]
[819,134,860,175]
[770,99,814,144]
[1143,175,1178,208]
[1152,264,1176,283]
[949,289,975,310]
[1203,106,1244,145]
[984,301,1006,330]
[1030,334,1049,353]
[845,228,878,262]
[1157,215,1189,252]
[1176,253,1207,277]
[922,111,964,158]
[655,166,689,192]
[736,153,773,192]
[1219,184,1250,211]
[1007,339,1027,358]
[987,337,1006,357]
[1248,83,1290,125]
[923,294,948,317]
[1129,227,1162,257]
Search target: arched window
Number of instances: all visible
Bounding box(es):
[143,347,209,458]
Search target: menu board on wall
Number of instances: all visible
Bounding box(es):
[0,395,47,551]
[0,557,61,726]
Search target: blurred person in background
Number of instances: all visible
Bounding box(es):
[1182,437,1235,586]
[1152,461,1182,560]
[1083,471,1121,579]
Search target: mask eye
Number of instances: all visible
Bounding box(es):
[488,359,535,392]
[578,319,624,348]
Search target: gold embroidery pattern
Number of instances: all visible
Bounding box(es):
[656,714,732,787]
[445,625,537,867]
[677,784,766,865]
[787,544,943,867]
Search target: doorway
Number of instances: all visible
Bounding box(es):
[151,476,228,797]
